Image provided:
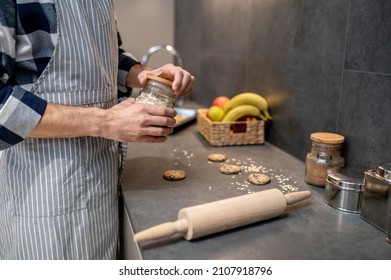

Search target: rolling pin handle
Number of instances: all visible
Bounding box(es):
[284,191,312,205]
[134,218,188,243]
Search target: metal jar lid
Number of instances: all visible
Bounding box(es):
[326,167,364,191]
[375,163,391,182]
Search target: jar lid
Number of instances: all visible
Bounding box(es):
[326,167,364,190]
[310,132,345,144]
[147,75,173,86]
[375,163,391,182]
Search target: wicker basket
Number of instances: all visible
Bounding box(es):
[197,108,265,146]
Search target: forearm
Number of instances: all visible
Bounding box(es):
[29,103,104,138]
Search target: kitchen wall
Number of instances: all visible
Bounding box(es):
[113,0,175,68]
[175,0,391,171]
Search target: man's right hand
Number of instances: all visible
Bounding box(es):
[100,98,176,143]
[29,98,177,143]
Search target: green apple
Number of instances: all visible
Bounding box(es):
[207,106,225,122]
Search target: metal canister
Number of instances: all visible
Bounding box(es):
[324,167,364,213]
[360,163,391,233]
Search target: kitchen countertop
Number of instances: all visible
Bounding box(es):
[120,117,391,260]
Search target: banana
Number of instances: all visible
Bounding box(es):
[221,104,261,122]
[223,92,272,120]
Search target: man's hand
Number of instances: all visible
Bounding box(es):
[100,98,177,143]
[127,63,196,97]
[29,98,177,143]
[138,63,195,96]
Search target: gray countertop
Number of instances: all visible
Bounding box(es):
[121,120,391,260]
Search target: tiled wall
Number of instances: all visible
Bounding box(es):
[175,0,390,170]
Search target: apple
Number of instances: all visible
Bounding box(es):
[207,106,225,122]
[212,96,230,108]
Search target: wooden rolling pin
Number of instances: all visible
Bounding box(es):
[134,188,311,243]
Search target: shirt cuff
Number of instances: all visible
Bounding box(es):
[0,86,47,150]
[118,50,140,95]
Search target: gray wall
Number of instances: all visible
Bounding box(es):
[175,0,390,171]
[114,0,175,67]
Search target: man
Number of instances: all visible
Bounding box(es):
[0,0,195,259]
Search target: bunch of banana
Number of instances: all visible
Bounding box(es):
[221,104,260,122]
[222,92,272,122]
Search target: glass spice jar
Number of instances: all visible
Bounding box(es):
[304,132,345,187]
[135,75,176,108]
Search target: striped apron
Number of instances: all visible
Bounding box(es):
[0,0,121,259]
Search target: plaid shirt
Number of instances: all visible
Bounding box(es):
[0,0,139,150]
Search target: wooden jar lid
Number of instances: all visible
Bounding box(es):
[310,132,345,144]
[147,75,173,86]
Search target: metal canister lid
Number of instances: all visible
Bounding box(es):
[375,163,391,182]
[326,167,364,191]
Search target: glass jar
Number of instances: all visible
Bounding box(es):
[304,132,345,187]
[135,75,176,108]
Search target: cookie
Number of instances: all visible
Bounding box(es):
[208,153,227,162]
[247,173,271,185]
[163,170,187,181]
[219,164,242,175]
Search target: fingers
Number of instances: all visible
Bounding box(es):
[103,102,177,143]
[136,125,174,137]
[138,115,176,128]
[141,103,177,118]
[136,105,176,132]
[138,63,196,96]
[123,103,177,132]
[123,125,174,143]
[172,69,196,96]
[132,135,169,143]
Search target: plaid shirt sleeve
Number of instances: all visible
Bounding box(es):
[117,32,140,98]
[0,0,47,150]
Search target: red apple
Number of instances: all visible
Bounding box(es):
[212,96,230,108]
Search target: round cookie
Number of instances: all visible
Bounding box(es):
[219,164,241,175]
[247,173,271,185]
[208,153,227,162]
[163,170,187,181]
